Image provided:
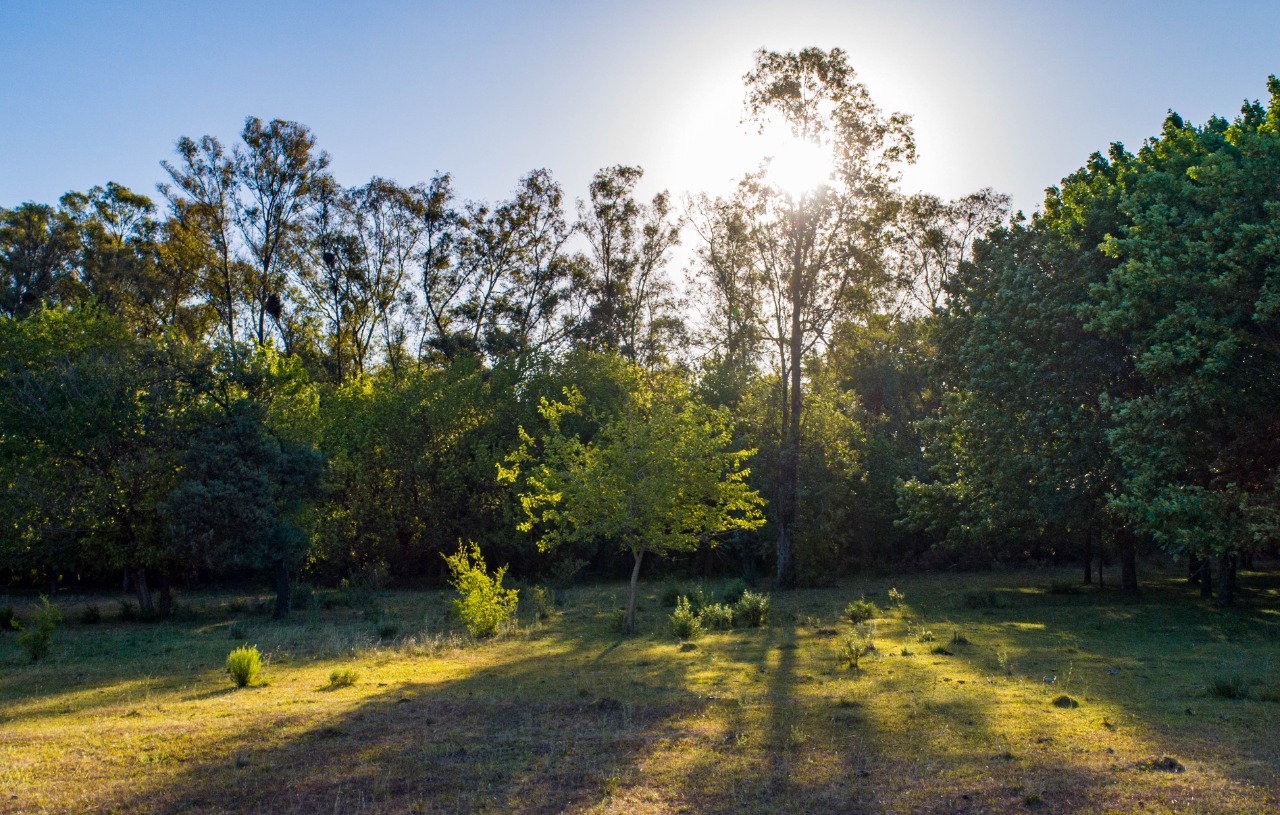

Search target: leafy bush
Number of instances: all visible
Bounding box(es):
[698,602,734,630]
[670,596,703,640]
[17,596,61,662]
[328,668,359,688]
[844,598,879,624]
[226,646,262,688]
[733,591,770,628]
[443,542,518,638]
[888,587,905,608]
[839,626,874,669]
[658,582,685,608]
[527,585,556,620]
[721,578,751,605]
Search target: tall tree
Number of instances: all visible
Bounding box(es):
[576,165,684,367]
[737,47,914,585]
[0,202,78,318]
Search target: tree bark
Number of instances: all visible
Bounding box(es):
[1199,556,1213,598]
[776,225,804,589]
[625,548,645,635]
[1082,527,1093,585]
[273,557,290,620]
[132,566,153,618]
[1119,531,1139,594]
[1215,552,1236,606]
[1187,553,1201,585]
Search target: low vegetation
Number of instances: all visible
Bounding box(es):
[1,566,1277,814]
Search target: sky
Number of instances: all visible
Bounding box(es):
[3,1,1279,219]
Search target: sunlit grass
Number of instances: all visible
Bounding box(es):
[0,566,1278,813]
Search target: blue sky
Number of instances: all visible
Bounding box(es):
[3,1,1278,215]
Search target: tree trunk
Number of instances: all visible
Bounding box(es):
[776,251,804,589]
[1199,556,1213,598]
[273,557,290,620]
[1215,552,1236,606]
[625,548,645,635]
[132,567,153,618]
[1119,532,1139,594]
[155,572,173,619]
[1082,527,1093,585]
[1187,553,1201,585]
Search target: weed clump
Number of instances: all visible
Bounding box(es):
[226,646,262,688]
[844,598,879,624]
[17,596,61,662]
[1208,675,1249,699]
[527,585,556,620]
[670,596,703,640]
[443,542,518,638]
[328,668,359,688]
[733,591,770,627]
[1051,694,1080,709]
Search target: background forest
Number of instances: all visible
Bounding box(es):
[3,50,1279,618]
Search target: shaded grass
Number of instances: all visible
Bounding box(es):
[0,566,1278,814]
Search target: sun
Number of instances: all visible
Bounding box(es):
[759,130,834,198]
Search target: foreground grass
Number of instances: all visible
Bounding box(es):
[1,566,1279,814]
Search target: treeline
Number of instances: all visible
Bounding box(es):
[2,49,1277,614]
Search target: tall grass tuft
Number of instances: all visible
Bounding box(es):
[226,646,262,688]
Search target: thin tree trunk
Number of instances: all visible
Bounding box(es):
[1119,531,1139,594]
[1199,556,1213,598]
[132,566,153,618]
[1188,553,1201,585]
[625,548,645,634]
[1082,527,1093,585]
[1216,552,1236,606]
[777,230,804,589]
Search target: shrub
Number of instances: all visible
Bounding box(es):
[0,606,16,631]
[733,591,770,628]
[839,627,874,669]
[328,668,359,688]
[226,646,262,688]
[698,602,734,631]
[1051,694,1080,708]
[17,596,61,662]
[80,605,102,625]
[844,598,879,625]
[670,596,703,640]
[888,587,905,608]
[721,578,751,605]
[528,585,556,620]
[443,542,518,638]
[658,582,685,608]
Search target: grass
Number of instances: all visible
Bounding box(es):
[0,565,1278,814]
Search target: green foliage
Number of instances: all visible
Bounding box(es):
[887,587,905,608]
[527,585,556,621]
[844,598,879,625]
[16,596,61,662]
[669,596,703,640]
[839,626,875,669]
[328,668,359,688]
[443,542,518,638]
[698,602,735,631]
[226,645,262,688]
[0,606,14,631]
[732,590,771,628]
[721,578,751,605]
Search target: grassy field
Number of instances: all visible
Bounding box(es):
[1,565,1278,815]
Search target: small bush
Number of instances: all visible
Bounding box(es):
[917,629,937,643]
[80,605,102,625]
[845,598,879,625]
[698,602,734,631]
[0,606,16,631]
[1208,675,1249,699]
[226,646,262,688]
[670,596,703,640]
[443,542,518,638]
[685,585,712,614]
[721,578,751,605]
[17,596,61,662]
[951,630,970,646]
[528,585,556,620]
[839,627,874,669]
[888,587,905,608]
[1051,694,1080,708]
[733,591,770,628]
[328,668,359,688]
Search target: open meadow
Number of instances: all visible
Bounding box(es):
[2,565,1279,815]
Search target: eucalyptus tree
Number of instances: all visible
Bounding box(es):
[576,165,684,367]
[735,47,914,585]
[0,202,78,319]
